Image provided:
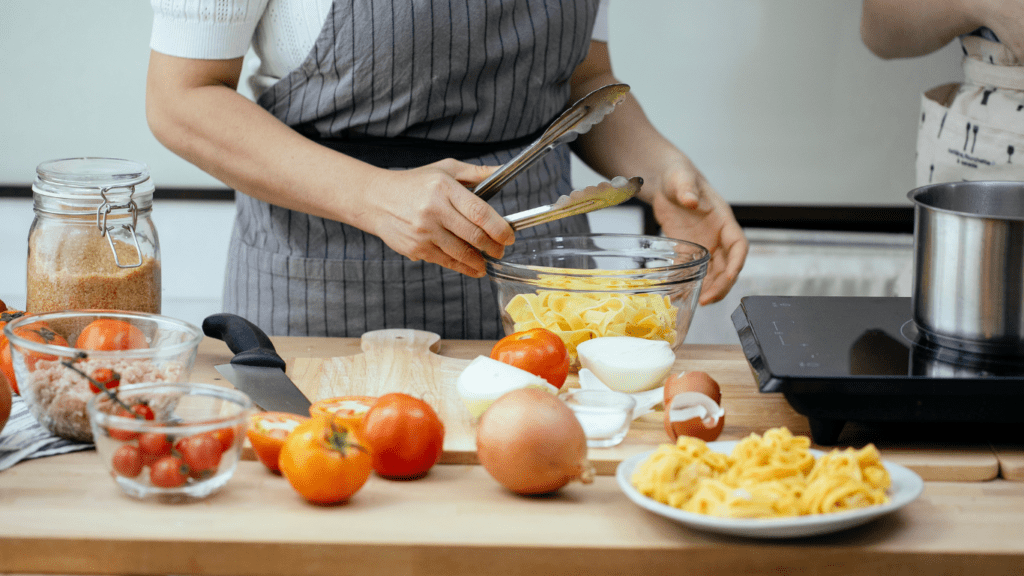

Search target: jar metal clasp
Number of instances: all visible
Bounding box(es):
[96,185,143,269]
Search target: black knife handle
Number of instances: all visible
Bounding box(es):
[202,313,287,370]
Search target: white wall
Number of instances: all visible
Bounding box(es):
[2,0,961,203]
[0,1,956,341]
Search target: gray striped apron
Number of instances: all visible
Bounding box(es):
[224,0,600,339]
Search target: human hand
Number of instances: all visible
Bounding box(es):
[646,158,748,306]
[361,159,515,277]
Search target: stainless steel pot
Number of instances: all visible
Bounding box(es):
[909,181,1024,355]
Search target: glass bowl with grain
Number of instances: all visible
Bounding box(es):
[3,310,203,443]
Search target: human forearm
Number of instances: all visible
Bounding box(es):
[860,0,987,59]
[145,51,512,277]
[568,43,681,201]
[145,51,382,223]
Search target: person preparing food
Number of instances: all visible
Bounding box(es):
[145,0,748,339]
[861,0,1024,185]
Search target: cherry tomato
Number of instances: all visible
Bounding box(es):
[278,415,372,505]
[361,392,444,479]
[150,455,189,488]
[111,444,144,478]
[131,402,156,421]
[246,412,309,473]
[75,319,147,351]
[205,427,236,453]
[309,395,376,437]
[88,367,121,394]
[176,433,223,478]
[105,403,155,441]
[138,432,173,466]
[490,328,570,389]
[1,321,68,395]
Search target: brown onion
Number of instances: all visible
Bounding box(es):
[476,387,594,495]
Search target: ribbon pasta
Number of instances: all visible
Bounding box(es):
[630,428,891,519]
[503,273,679,362]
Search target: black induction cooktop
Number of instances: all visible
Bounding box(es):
[731,296,1024,444]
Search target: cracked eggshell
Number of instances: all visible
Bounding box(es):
[663,371,721,406]
[663,391,726,442]
[576,337,675,394]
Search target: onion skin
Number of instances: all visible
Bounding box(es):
[476,387,593,495]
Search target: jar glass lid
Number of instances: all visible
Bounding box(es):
[34,157,154,199]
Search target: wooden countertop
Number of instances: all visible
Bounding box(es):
[1,336,1023,576]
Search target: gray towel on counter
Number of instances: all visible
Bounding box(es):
[0,394,93,471]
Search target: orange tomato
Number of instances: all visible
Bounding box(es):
[246,411,309,473]
[0,310,30,395]
[278,415,372,505]
[490,327,570,389]
[361,392,444,479]
[0,377,9,436]
[75,319,147,351]
[1,321,69,395]
[309,395,377,437]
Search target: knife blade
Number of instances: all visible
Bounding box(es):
[202,313,312,415]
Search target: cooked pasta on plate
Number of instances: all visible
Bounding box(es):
[616,428,924,538]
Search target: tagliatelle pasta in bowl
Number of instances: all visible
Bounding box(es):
[485,234,709,368]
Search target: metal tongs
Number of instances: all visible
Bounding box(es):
[504,176,642,231]
[473,83,631,202]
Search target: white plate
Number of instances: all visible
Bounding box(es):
[616,440,924,539]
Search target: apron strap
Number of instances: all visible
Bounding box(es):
[296,122,553,169]
[963,56,1024,91]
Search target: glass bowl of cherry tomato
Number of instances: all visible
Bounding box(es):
[2,309,204,442]
[87,382,254,500]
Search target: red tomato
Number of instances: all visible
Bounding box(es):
[246,412,309,473]
[138,432,173,466]
[360,392,445,479]
[88,367,121,394]
[111,444,144,478]
[75,319,147,351]
[490,328,570,389]
[278,415,372,505]
[205,427,236,453]
[177,433,223,478]
[150,455,189,488]
[105,403,156,441]
[131,403,156,421]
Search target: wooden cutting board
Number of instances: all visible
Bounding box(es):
[280,330,1001,480]
[288,329,479,463]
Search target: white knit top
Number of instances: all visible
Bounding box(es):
[150,0,610,100]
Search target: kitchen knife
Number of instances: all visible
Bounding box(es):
[202,313,312,415]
